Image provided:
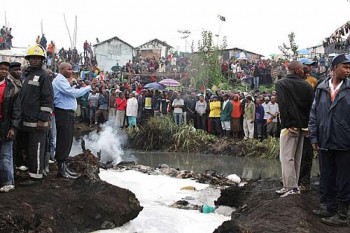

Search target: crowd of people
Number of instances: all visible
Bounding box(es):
[0,26,13,50]
[0,37,349,227]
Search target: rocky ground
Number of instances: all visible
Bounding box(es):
[0,149,142,233]
[113,163,350,232]
[7,122,344,233]
[214,179,349,233]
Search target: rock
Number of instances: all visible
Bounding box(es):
[215,185,249,208]
[66,149,100,180]
[227,174,241,184]
[117,161,136,166]
[215,206,236,217]
[157,164,170,169]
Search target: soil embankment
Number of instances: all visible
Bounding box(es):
[214,179,349,233]
[0,150,142,233]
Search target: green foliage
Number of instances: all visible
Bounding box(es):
[126,117,280,159]
[278,32,299,60]
[126,116,216,152]
[189,30,227,89]
[235,137,280,159]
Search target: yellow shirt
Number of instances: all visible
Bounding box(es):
[209,101,221,118]
[305,76,317,90]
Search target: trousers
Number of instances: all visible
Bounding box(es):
[55,108,75,162]
[279,128,305,189]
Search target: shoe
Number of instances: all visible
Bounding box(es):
[57,171,77,179]
[18,178,42,187]
[321,215,348,227]
[49,159,55,164]
[275,188,288,195]
[0,185,15,193]
[313,209,336,218]
[57,162,77,179]
[65,165,79,176]
[280,188,300,197]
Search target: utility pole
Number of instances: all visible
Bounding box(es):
[216,14,226,46]
[177,30,191,52]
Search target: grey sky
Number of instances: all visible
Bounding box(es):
[2,0,350,56]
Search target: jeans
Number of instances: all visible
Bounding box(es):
[0,140,14,186]
[173,113,183,125]
[254,76,260,90]
[49,115,56,160]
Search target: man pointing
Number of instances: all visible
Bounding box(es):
[53,62,92,179]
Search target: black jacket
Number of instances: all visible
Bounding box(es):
[309,77,350,150]
[276,74,313,129]
[20,67,53,132]
[0,77,21,140]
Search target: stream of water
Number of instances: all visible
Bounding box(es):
[123,151,320,179]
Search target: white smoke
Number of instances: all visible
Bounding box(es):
[70,120,126,164]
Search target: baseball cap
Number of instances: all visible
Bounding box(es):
[0,61,10,67]
[9,62,21,69]
[331,54,350,67]
[298,58,316,66]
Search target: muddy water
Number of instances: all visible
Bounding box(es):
[123,151,320,179]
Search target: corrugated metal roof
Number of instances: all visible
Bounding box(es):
[93,36,134,49]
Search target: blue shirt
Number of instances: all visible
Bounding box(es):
[53,73,91,111]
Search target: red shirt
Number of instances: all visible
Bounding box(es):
[0,79,7,121]
[116,97,127,111]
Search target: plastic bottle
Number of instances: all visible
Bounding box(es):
[201,204,216,213]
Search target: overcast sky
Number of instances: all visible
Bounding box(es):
[2,0,350,56]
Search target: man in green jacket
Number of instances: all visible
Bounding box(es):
[220,94,233,137]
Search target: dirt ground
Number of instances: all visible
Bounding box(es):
[214,179,349,233]
[0,152,142,233]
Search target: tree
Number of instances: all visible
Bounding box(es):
[278,32,299,60]
[188,30,227,89]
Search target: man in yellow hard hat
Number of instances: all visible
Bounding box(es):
[18,45,54,186]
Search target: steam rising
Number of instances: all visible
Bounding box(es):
[70,120,126,164]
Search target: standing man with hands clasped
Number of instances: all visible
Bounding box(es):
[275,61,313,198]
[53,62,92,179]
[309,54,350,227]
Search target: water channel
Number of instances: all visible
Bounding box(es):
[123,151,320,179]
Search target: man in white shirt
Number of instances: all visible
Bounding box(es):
[266,96,279,137]
[172,93,184,125]
[195,94,207,130]
[262,96,270,139]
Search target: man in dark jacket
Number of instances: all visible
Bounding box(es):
[0,61,21,193]
[19,45,54,186]
[309,54,350,227]
[275,61,313,197]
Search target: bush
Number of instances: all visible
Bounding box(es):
[126,116,216,152]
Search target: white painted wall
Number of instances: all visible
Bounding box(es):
[94,39,133,71]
